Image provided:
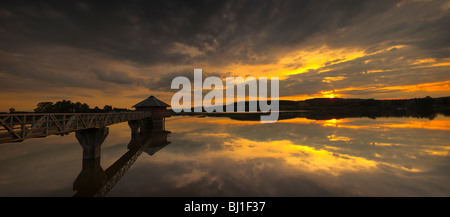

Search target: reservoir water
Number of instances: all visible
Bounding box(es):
[1,115,449,196]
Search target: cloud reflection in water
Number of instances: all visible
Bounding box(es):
[108,115,450,196]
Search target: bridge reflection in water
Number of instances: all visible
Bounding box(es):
[73,118,170,197]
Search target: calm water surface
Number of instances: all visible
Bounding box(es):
[1,115,450,196]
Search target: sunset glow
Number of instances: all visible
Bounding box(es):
[2,0,450,200]
[0,0,449,112]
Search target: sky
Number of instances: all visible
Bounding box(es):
[1,0,450,111]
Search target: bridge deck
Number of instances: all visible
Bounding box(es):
[0,112,152,144]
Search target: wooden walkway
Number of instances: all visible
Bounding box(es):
[0,112,152,144]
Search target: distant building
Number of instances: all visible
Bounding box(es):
[132,95,170,118]
[132,95,170,128]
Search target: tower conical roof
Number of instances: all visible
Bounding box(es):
[132,96,170,108]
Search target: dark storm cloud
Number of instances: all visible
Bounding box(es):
[0,48,96,91]
[322,0,450,58]
[147,69,230,91]
[90,68,137,85]
[1,0,449,100]
[1,0,448,67]
[0,0,404,66]
[0,46,140,92]
[0,0,226,65]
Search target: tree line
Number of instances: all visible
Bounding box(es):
[176,96,450,121]
[30,100,130,113]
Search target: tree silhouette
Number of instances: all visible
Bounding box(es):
[34,102,54,113]
[33,100,129,113]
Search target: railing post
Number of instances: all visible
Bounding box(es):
[45,115,49,136]
[21,115,26,138]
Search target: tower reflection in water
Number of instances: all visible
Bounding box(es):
[73,118,170,197]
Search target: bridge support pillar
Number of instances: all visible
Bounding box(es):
[127,120,141,149]
[128,120,141,134]
[76,127,109,159]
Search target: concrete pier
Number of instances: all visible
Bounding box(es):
[75,127,109,159]
[128,120,141,134]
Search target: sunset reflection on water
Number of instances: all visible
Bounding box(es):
[1,115,450,196]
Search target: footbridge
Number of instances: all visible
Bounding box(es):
[0,96,172,197]
[0,112,152,144]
